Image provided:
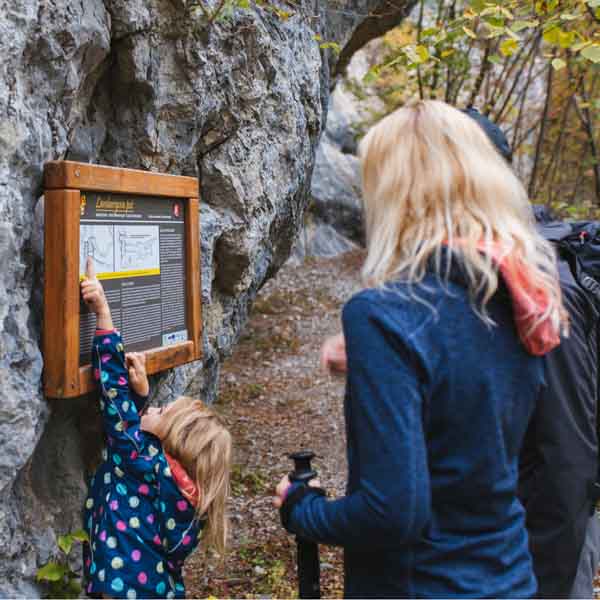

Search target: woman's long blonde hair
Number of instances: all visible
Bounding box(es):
[359,99,566,330]
[157,397,231,556]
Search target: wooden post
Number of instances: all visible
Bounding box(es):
[43,189,82,398]
[186,198,202,356]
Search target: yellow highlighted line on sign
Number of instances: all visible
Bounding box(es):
[79,268,161,281]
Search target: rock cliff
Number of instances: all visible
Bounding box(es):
[0,0,414,595]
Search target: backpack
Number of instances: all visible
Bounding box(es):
[521,210,600,597]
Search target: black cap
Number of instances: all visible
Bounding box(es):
[462,107,512,163]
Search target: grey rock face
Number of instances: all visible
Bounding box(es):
[0,0,413,595]
[308,46,385,248]
[289,222,358,265]
[310,135,363,243]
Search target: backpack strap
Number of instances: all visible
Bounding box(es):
[557,241,600,305]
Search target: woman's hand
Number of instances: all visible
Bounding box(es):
[126,352,149,397]
[81,258,113,329]
[320,332,348,375]
[272,475,322,509]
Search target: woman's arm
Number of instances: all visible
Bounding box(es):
[280,297,432,549]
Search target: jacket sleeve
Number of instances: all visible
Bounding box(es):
[92,331,145,456]
[131,390,150,415]
[284,297,432,549]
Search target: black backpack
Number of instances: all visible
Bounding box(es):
[537,213,600,489]
[521,209,600,597]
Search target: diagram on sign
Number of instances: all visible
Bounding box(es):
[80,225,115,276]
[114,225,160,273]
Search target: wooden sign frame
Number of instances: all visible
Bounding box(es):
[43,161,202,398]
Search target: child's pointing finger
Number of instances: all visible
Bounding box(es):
[86,256,96,280]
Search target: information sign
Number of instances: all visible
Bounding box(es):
[43,161,202,398]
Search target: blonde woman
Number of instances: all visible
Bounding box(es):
[80,259,231,599]
[273,100,567,598]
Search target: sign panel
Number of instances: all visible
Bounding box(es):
[78,193,188,364]
[43,160,202,399]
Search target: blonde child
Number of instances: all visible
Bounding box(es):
[80,258,231,599]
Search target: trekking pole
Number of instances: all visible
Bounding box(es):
[289,450,321,599]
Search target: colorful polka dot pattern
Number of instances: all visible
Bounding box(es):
[82,332,203,599]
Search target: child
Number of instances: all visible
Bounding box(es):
[80,258,231,599]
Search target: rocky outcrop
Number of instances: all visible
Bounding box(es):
[0,0,414,595]
[307,43,386,251]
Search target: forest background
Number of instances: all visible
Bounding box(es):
[337,0,600,216]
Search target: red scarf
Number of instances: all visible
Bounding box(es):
[165,453,200,508]
[450,241,562,356]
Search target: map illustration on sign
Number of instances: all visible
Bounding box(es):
[80,224,115,275]
[79,224,160,277]
[114,225,160,273]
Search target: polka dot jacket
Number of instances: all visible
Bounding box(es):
[83,332,204,599]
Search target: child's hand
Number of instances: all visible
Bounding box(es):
[81,257,113,329]
[126,352,149,397]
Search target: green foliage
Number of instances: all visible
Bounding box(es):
[36,529,89,599]
[363,0,600,86]
[313,35,342,55]
[346,0,600,208]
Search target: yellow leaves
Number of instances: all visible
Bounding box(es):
[415,45,430,63]
[318,41,341,54]
[543,25,559,45]
[551,58,567,70]
[535,0,559,14]
[462,26,478,39]
[500,38,518,56]
[399,44,431,65]
[312,35,340,54]
[559,30,576,48]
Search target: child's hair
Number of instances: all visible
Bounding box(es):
[156,396,232,555]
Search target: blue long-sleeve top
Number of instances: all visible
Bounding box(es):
[284,269,544,598]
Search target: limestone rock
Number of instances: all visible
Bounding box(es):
[308,44,386,248]
[310,137,363,243]
[289,222,359,265]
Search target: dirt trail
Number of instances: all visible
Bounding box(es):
[185,251,364,599]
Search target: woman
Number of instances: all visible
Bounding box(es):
[273,100,567,598]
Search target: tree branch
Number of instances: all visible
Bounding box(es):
[528,60,554,199]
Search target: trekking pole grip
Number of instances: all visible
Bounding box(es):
[289,450,317,484]
[288,450,321,599]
